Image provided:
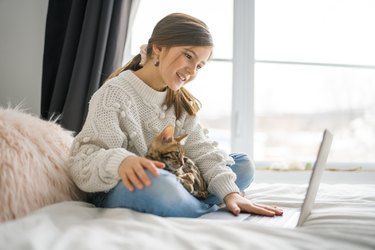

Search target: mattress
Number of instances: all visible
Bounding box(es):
[1,183,374,250]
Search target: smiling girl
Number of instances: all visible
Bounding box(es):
[69,13,283,218]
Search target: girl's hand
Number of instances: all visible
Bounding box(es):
[118,156,165,192]
[224,192,283,216]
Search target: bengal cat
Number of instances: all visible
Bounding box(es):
[145,125,209,199]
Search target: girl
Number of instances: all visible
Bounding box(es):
[69,13,283,218]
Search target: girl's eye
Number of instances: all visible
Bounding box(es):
[184,52,204,71]
[184,53,192,60]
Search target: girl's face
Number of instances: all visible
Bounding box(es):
[155,46,212,91]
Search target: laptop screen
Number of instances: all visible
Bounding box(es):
[297,129,333,226]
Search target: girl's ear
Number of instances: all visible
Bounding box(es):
[152,44,163,56]
[176,134,188,145]
[160,125,174,144]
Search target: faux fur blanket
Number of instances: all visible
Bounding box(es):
[0,107,83,222]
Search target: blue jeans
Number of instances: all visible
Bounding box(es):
[88,152,255,218]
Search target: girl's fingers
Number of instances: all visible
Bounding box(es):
[228,198,275,216]
[120,158,166,191]
[134,165,151,187]
[249,204,276,217]
[153,160,165,169]
[255,203,283,215]
[121,175,134,192]
[127,168,144,190]
[143,160,164,177]
[226,193,283,217]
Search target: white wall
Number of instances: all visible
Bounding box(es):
[0,0,48,115]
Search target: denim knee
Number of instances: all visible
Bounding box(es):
[101,169,218,217]
[229,152,255,191]
[102,170,180,208]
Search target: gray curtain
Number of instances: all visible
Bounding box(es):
[41,0,135,133]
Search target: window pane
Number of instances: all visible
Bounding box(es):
[185,61,232,152]
[255,0,375,65]
[131,0,233,59]
[254,63,375,163]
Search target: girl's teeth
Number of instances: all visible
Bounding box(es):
[178,73,186,81]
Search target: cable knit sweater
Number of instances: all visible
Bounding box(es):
[69,70,239,201]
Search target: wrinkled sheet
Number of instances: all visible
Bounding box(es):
[1,183,374,250]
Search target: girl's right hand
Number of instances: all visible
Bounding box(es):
[118,156,165,192]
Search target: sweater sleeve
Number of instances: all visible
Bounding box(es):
[181,115,239,201]
[69,85,135,193]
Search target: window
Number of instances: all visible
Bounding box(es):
[252,0,375,168]
[128,0,375,169]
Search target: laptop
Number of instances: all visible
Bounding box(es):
[199,129,333,228]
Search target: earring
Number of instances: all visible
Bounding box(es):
[154,57,160,67]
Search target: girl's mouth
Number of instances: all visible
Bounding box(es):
[177,72,187,82]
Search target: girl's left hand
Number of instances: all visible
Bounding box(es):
[224,192,283,216]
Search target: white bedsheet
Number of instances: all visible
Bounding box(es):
[1,183,374,250]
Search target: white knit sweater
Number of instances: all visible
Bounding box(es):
[69,70,239,201]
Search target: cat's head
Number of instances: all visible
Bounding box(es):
[147,125,188,170]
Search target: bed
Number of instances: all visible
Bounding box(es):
[1,183,374,250]
[1,108,374,249]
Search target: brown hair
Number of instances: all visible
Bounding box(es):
[107,13,213,119]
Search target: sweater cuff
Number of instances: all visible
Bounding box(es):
[105,149,136,179]
[210,177,240,201]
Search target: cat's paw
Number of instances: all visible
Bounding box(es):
[195,191,209,199]
[179,179,194,193]
[185,184,194,193]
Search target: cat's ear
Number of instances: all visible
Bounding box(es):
[160,125,174,144]
[176,134,188,145]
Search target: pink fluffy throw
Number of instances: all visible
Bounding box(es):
[0,107,83,222]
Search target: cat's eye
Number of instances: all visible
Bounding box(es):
[161,154,171,160]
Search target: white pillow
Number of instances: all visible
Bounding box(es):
[0,107,84,222]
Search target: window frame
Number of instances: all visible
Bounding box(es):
[232,0,255,156]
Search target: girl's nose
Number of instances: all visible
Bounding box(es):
[186,66,197,77]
